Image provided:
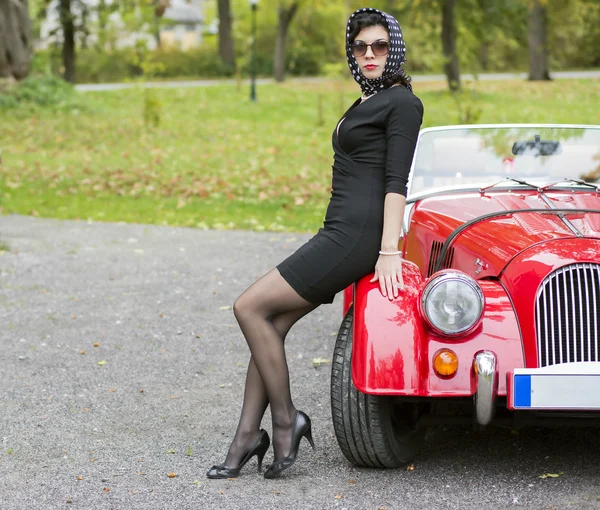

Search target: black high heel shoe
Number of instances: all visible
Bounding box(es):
[264,410,315,479]
[206,429,270,479]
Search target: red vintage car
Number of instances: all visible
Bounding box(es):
[331,124,600,467]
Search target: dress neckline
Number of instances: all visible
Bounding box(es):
[335,85,404,139]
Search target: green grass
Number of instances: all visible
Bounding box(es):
[1,78,599,232]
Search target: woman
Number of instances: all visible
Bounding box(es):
[207,7,423,480]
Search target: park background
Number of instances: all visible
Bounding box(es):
[1,0,600,235]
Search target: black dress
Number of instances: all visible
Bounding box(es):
[277,85,424,304]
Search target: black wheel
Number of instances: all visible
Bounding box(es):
[330,306,425,467]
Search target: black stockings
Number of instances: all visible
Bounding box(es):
[223,268,318,467]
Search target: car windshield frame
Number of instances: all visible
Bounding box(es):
[407,124,600,201]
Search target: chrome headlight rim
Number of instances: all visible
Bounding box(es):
[420,271,485,336]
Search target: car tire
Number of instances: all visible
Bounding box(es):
[331,306,425,467]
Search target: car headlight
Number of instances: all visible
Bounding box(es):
[421,272,484,336]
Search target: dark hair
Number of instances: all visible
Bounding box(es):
[348,11,412,90]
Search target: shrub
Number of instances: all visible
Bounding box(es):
[0,75,82,111]
[32,45,239,84]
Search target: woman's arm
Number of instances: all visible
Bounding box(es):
[370,92,423,300]
[370,193,406,299]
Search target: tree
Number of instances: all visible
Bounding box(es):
[441,0,460,90]
[0,0,32,80]
[218,0,235,70]
[152,0,170,48]
[527,0,550,80]
[59,0,76,82]
[274,1,299,82]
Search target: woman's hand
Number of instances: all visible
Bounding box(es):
[370,255,404,300]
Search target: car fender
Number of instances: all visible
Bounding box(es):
[351,262,524,397]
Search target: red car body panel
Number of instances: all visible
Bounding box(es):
[348,189,600,398]
[351,263,524,396]
[501,238,600,368]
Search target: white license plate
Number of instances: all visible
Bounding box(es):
[513,367,600,410]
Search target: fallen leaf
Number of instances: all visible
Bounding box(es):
[109,388,116,393]
[272,491,281,494]
[348,479,357,484]
[165,449,176,454]
[93,342,100,347]
[97,360,106,366]
[312,357,331,367]
[167,472,177,478]
[219,490,225,494]
[192,480,202,486]
[83,408,88,412]
[80,350,85,355]
[103,487,110,493]
[539,472,563,479]
[335,495,343,499]
[77,476,82,480]
[219,305,232,311]
[72,315,77,320]
[139,389,144,393]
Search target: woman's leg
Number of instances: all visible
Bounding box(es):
[223,301,318,467]
[231,268,318,462]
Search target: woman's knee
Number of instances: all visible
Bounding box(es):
[233,293,252,324]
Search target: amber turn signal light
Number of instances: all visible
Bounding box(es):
[433,349,459,377]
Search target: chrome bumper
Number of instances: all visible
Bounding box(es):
[473,351,498,425]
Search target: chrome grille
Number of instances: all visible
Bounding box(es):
[536,263,600,367]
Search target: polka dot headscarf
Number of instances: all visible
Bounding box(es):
[346,7,411,96]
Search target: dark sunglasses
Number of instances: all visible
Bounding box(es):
[351,40,390,57]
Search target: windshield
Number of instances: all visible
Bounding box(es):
[409,126,600,196]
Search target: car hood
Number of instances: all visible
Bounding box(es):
[408,190,600,279]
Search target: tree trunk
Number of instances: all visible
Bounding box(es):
[217,0,235,69]
[0,0,32,80]
[153,16,161,48]
[59,0,76,83]
[441,0,460,91]
[153,0,170,49]
[273,2,299,83]
[479,43,489,71]
[528,0,550,81]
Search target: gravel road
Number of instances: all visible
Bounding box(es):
[0,214,598,510]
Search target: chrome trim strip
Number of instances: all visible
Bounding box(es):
[417,124,600,136]
[583,265,590,362]
[473,351,497,426]
[576,264,584,362]
[592,271,600,361]
[561,267,568,363]
[569,265,576,362]
[548,277,554,366]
